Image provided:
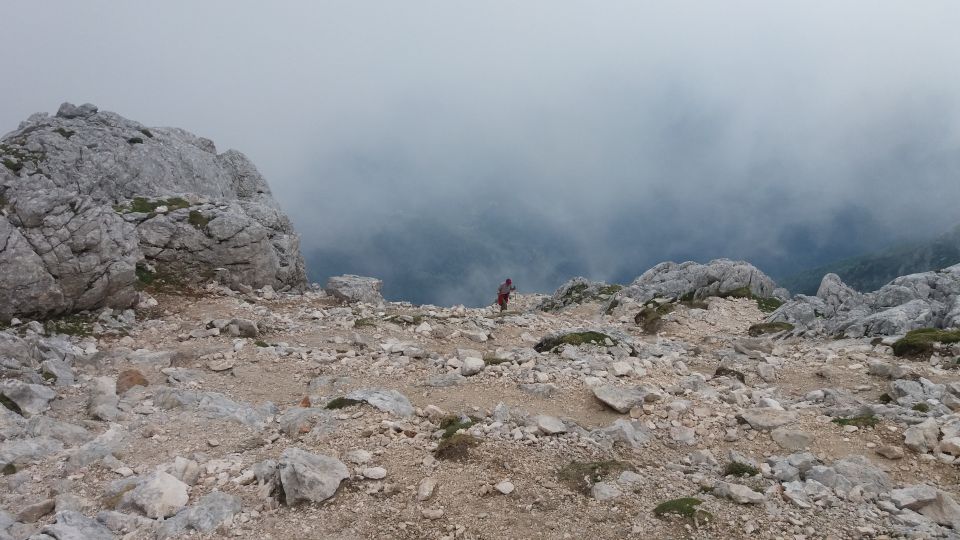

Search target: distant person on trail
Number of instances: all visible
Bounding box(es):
[497,278,516,311]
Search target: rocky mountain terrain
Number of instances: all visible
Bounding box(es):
[779,224,960,296]
[0,103,306,323]
[3,105,960,539]
[0,256,960,539]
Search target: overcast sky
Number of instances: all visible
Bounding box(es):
[3,2,960,305]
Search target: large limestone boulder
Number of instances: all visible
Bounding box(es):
[538,277,621,311]
[0,102,306,321]
[614,259,787,306]
[277,448,349,504]
[325,275,384,304]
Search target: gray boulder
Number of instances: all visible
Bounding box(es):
[0,103,306,321]
[156,491,241,538]
[538,277,621,311]
[737,408,798,430]
[592,384,648,414]
[344,388,414,417]
[324,275,384,305]
[0,380,55,417]
[613,259,786,306]
[39,510,114,540]
[128,471,189,519]
[277,448,349,505]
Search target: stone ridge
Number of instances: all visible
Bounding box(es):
[0,102,306,321]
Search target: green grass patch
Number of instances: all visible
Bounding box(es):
[719,286,753,299]
[119,196,191,214]
[892,328,960,358]
[680,299,709,310]
[748,322,794,337]
[483,356,511,366]
[325,397,362,410]
[254,340,269,347]
[557,460,633,495]
[434,433,479,461]
[53,127,75,139]
[353,317,376,328]
[44,314,94,337]
[832,415,879,428]
[635,303,674,333]
[724,462,758,477]
[188,210,210,230]
[598,284,622,296]
[140,128,154,138]
[913,403,930,413]
[653,497,711,521]
[756,297,784,313]
[878,393,892,404]
[2,158,22,173]
[2,463,16,475]
[127,137,144,145]
[439,415,474,439]
[534,331,616,353]
[0,394,23,415]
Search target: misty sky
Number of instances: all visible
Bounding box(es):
[3,2,960,305]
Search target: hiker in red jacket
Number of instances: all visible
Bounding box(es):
[497,279,516,311]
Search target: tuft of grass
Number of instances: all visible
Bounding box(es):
[127,137,144,145]
[748,322,794,337]
[439,416,474,439]
[44,314,94,337]
[878,393,892,404]
[483,356,511,366]
[598,284,623,296]
[635,303,674,334]
[254,340,269,347]
[724,462,758,477]
[832,415,879,428]
[713,366,745,383]
[353,317,376,328]
[140,128,154,138]
[534,331,616,353]
[325,397,362,410]
[913,403,930,413]
[653,497,711,522]
[756,297,784,313]
[135,266,155,286]
[719,286,753,299]
[892,328,960,358]
[2,463,16,475]
[434,433,479,461]
[0,394,23,415]
[188,210,210,231]
[53,127,75,139]
[557,460,633,495]
[2,158,22,173]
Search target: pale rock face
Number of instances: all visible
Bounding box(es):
[0,102,306,321]
[613,259,787,306]
[278,448,349,505]
[325,275,384,305]
[129,471,189,518]
[770,264,960,337]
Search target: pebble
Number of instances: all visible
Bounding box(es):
[362,467,387,480]
[495,480,515,495]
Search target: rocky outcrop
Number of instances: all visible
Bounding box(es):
[324,275,384,305]
[538,277,621,311]
[769,265,960,337]
[613,259,788,306]
[0,102,306,321]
